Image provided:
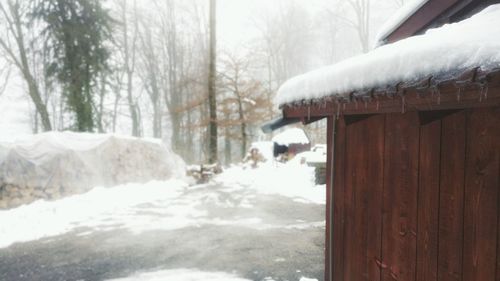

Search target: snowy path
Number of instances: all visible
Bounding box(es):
[0,165,325,281]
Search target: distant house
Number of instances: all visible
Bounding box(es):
[272,1,500,281]
[271,128,311,160]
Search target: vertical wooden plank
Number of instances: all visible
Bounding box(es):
[325,116,333,281]
[381,112,420,281]
[438,111,466,281]
[497,181,500,281]
[344,115,385,281]
[416,119,441,281]
[332,116,346,281]
[463,107,500,281]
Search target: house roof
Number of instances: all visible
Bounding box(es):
[374,0,429,47]
[276,4,500,108]
[375,0,499,47]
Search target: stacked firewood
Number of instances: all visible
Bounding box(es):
[186,163,223,184]
[0,133,183,210]
[0,183,89,209]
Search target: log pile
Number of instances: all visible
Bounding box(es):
[186,163,223,184]
[307,162,327,185]
[0,132,184,210]
[0,182,89,209]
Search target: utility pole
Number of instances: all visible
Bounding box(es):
[208,0,218,163]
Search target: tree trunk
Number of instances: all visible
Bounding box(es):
[8,0,52,132]
[237,97,247,158]
[112,88,120,133]
[25,74,52,131]
[224,126,231,165]
[127,73,140,136]
[208,0,218,164]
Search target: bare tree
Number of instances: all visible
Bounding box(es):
[154,0,187,154]
[108,68,123,133]
[219,52,269,159]
[137,13,163,138]
[334,0,371,53]
[115,0,141,136]
[0,0,52,131]
[94,71,107,133]
[0,64,10,96]
[252,1,314,121]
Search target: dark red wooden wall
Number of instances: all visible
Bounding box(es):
[330,107,500,281]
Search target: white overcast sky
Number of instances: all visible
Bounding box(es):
[217,0,399,50]
[0,0,402,138]
[217,0,347,50]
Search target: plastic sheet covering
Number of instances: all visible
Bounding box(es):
[0,132,185,208]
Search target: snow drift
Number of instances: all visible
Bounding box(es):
[0,132,185,209]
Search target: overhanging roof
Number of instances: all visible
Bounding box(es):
[276,4,500,113]
[281,68,500,118]
[376,0,500,46]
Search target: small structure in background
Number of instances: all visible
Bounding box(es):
[272,128,310,162]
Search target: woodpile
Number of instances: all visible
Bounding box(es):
[0,132,185,210]
[314,166,326,185]
[307,162,326,185]
[0,182,90,209]
[186,163,223,184]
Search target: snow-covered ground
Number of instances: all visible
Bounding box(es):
[217,162,324,205]
[0,161,324,248]
[106,268,252,281]
[106,268,318,281]
[0,159,324,281]
[0,179,189,248]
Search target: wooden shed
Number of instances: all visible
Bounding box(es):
[274,1,500,281]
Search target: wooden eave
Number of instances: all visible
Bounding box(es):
[383,0,500,45]
[281,68,500,120]
[385,0,460,44]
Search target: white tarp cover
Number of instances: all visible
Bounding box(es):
[276,4,500,106]
[0,132,185,192]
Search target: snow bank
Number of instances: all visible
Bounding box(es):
[272,128,309,146]
[276,4,500,106]
[216,162,325,205]
[0,179,189,248]
[0,132,185,209]
[373,0,429,47]
[299,278,319,281]
[260,277,318,281]
[106,268,251,281]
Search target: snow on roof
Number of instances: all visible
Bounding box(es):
[373,0,429,47]
[276,4,500,106]
[272,128,310,146]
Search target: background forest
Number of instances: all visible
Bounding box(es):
[0,0,407,164]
